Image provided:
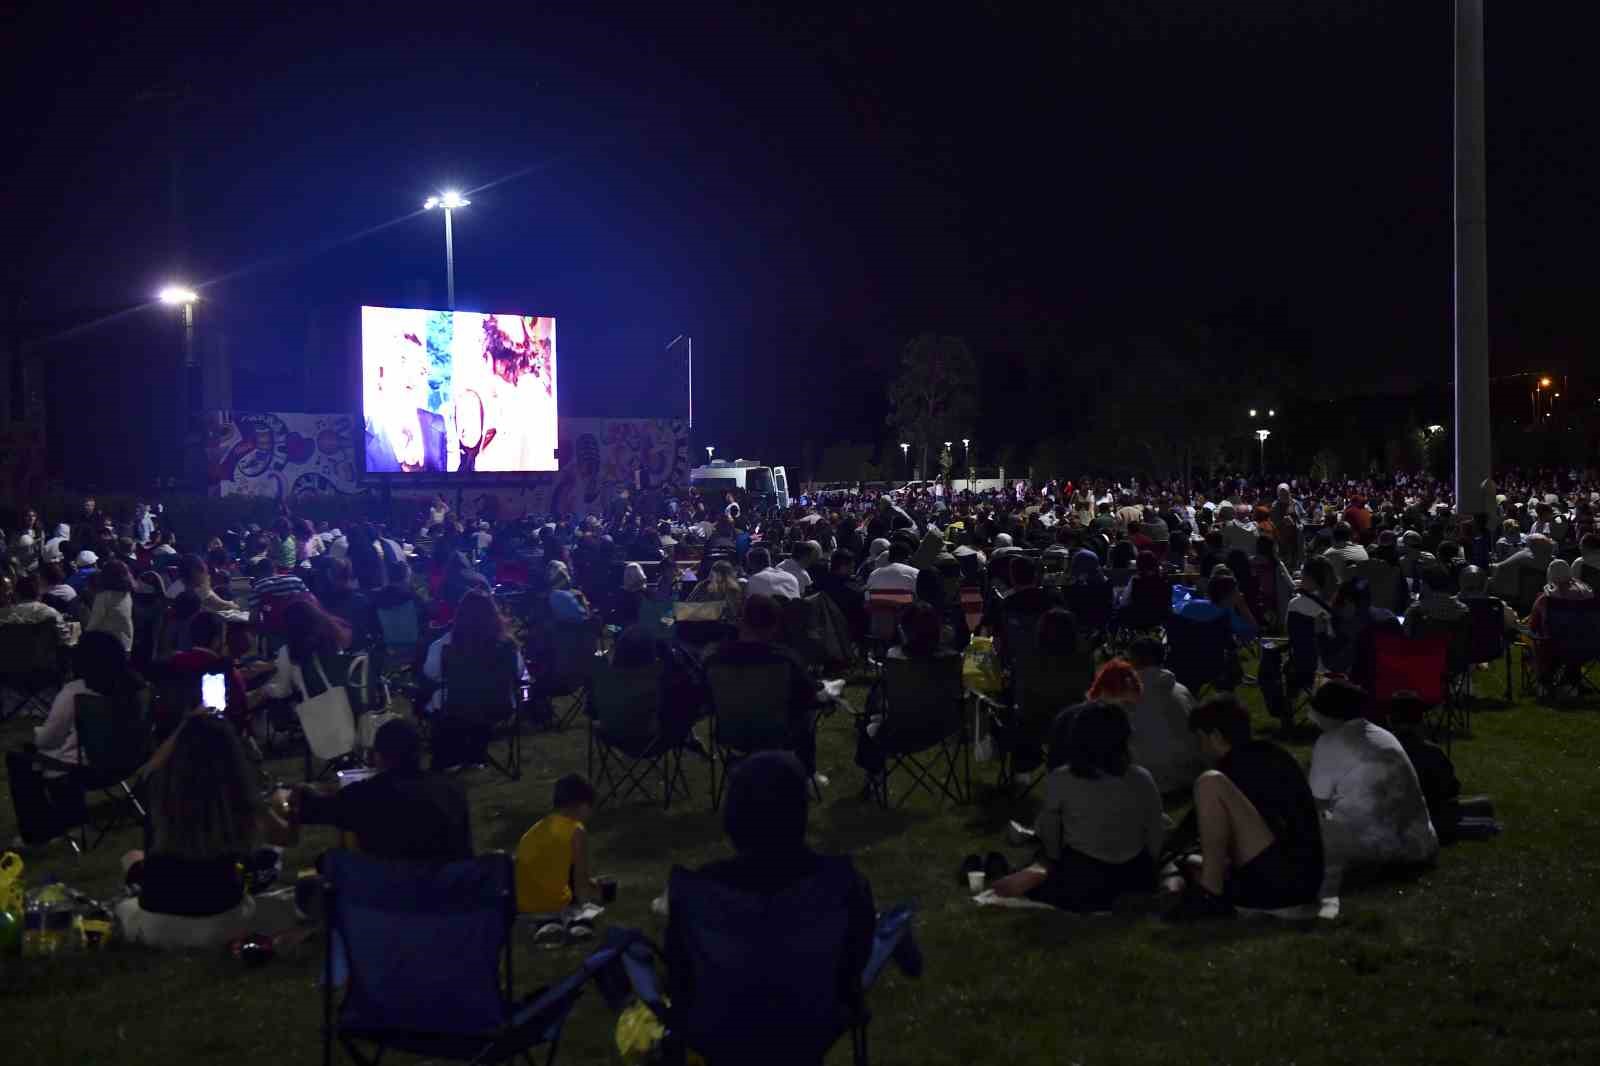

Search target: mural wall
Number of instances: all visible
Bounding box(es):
[202,411,686,518]
[204,411,364,499]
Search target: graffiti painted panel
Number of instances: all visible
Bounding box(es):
[552,418,688,517]
[205,411,364,499]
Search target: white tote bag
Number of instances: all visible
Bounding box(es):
[293,655,357,761]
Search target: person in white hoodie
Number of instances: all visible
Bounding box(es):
[1126,637,1204,794]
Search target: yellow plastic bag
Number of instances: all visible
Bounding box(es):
[962,636,1004,695]
[615,1001,704,1066]
[0,852,23,919]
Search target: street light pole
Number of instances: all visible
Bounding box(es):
[899,442,910,481]
[668,335,693,428]
[1255,429,1271,474]
[424,191,470,310]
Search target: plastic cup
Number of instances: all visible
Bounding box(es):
[967,871,986,893]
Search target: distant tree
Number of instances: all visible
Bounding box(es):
[815,442,875,483]
[1310,447,1341,482]
[886,334,978,481]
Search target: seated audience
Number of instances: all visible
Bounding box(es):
[116,714,298,949]
[85,559,136,654]
[293,718,472,861]
[1166,695,1324,921]
[705,594,823,776]
[1178,573,1258,642]
[864,541,919,596]
[0,574,70,640]
[169,611,269,738]
[687,558,745,624]
[745,546,802,601]
[545,560,592,623]
[1307,680,1439,895]
[1126,636,1203,794]
[991,702,1164,911]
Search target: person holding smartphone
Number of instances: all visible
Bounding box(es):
[169,612,270,741]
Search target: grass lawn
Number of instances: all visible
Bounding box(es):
[3,673,1599,1066]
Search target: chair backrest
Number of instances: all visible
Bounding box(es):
[1062,581,1113,631]
[879,653,964,751]
[73,691,150,774]
[1372,630,1448,707]
[0,620,59,676]
[706,660,793,753]
[543,621,600,686]
[324,849,512,1036]
[636,595,675,641]
[1355,560,1408,614]
[1012,646,1092,725]
[1120,576,1172,630]
[1511,566,1545,616]
[1407,613,1472,675]
[1543,596,1600,664]
[376,601,421,653]
[666,862,860,1064]
[1285,610,1320,688]
[1163,613,1233,692]
[591,660,663,742]
[1463,597,1509,664]
[865,597,904,643]
[443,640,521,720]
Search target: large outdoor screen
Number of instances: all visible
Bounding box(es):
[361,306,558,474]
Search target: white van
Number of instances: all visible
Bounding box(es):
[689,460,790,509]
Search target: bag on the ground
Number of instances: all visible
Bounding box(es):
[962,636,1004,695]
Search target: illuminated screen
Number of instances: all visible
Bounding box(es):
[361,306,557,474]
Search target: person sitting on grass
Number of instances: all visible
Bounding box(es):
[1307,679,1438,895]
[289,718,472,862]
[516,773,602,945]
[118,713,300,950]
[1126,636,1203,795]
[1384,692,1463,847]
[1164,694,1324,922]
[989,701,1165,912]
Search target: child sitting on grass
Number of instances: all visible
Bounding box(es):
[515,773,601,944]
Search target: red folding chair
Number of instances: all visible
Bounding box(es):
[1371,630,1451,742]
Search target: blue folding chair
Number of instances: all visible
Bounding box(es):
[321,850,618,1066]
[614,863,921,1065]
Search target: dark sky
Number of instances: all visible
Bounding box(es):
[6,2,1597,483]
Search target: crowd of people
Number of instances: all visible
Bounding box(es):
[0,466,1553,952]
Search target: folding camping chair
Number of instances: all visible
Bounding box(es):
[587,660,691,808]
[705,659,813,810]
[864,654,969,808]
[1533,597,1600,702]
[374,601,423,680]
[1282,611,1323,719]
[1404,616,1474,743]
[531,620,601,729]
[439,641,525,780]
[1164,614,1236,695]
[29,691,152,852]
[320,850,619,1066]
[1061,580,1114,637]
[990,644,1094,792]
[613,865,921,1066]
[0,621,64,720]
[1371,630,1455,748]
[863,593,907,671]
[1462,596,1516,701]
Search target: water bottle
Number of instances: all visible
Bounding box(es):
[34,879,74,955]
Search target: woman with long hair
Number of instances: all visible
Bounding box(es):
[422,589,525,768]
[85,559,136,653]
[687,558,744,624]
[261,598,353,703]
[116,714,298,948]
[294,518,320,562]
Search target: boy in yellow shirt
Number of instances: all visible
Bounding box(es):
[515,774,600,944]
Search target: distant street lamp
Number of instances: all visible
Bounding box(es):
[423,190,470,309]
[1427,424,1445,434]
[705,446,714,463]
[962,437,971,490]
[899,442,910,480]
[1255,428,1271,473]
[158,284,199,371]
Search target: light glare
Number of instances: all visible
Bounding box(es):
[158,285,198,305]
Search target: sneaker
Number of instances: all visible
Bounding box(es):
[1162,885,1235,924]
[533,921,566,947]
[566,919,595,941]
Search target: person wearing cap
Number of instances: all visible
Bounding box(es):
[1307,680,1438,895]
[67,549,100,594]
[608,561,649,627]
[1403,565,1468,637]
[1321,522,1369,584]
[545,559,591,623]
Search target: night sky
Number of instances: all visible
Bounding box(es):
[6,2,1596,485]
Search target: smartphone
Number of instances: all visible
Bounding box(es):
[202,671,227,716]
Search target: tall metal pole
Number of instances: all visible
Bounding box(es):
[444,207,456,310]
[1453,0,1492,515]
[687,335,693,428]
